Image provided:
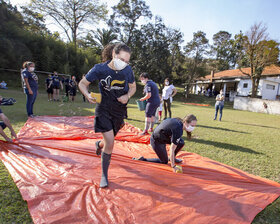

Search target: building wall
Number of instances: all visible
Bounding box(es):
[261,80,279,100]
[233,96,280,115]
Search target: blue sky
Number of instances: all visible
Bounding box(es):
[10,0,280,44]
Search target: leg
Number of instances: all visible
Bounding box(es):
[163,100,168,119]
[30,88,37,115]
[100,130,114,188]
[159,111,162,121]
[25,89,33,116]
[219,105,224,121]
[214,104,219,120]
[167,98,172,118]
[145,136,168,164]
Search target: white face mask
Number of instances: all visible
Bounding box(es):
[141,80,147,85]
[185,124,195,132]
[113,58,128,71]
[165,81,169,86]
[29,67,35,72]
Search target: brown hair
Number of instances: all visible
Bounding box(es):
[101,43,131,62]
[140,73,149,79]
[22,61,35,69]
[180,114,197,139]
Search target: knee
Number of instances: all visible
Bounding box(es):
[161,159,168,164]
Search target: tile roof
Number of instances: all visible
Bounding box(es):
[200,64,280,81]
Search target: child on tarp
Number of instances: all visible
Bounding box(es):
[79,43,136,188]
[0,96,17,142]
[133,114,197,173]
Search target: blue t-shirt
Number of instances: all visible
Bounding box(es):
[86,61,135,110]
[52,76,60,87]
[144,80,160,105]
[152,118,183,145]
[45,77,53,87]
[22,69,38,88]
[0,107,2,114]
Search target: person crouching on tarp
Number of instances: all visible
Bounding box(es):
[133,114,197,173]
[79,43,136,188]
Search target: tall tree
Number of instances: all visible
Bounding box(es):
[184,31,209,91]
[108,0,152,46]
[238,22,279,97]
[30,0,108,48]
[211,31,237,71]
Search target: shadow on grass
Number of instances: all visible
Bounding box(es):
[190,138,263,155]
[197,124,250,134]
[232,121,280,130]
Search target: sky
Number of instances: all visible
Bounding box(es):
[9,0,280,44]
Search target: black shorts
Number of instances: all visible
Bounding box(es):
[70,88,76,96]
[47,87,53,94]
[145,102,160,117]
[94,108,125,136]
[53,85,60,90]
[0,121,6,130]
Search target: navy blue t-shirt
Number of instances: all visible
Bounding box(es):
[0,107,2,114]
[22,69,38,88]
[52,76,60,87]
[86,61,135,110]
[45,77,52,87]
[144,80,160,104]
[152,118,183,145]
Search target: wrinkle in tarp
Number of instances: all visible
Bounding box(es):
[0,116,280,224]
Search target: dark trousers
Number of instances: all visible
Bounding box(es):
[163,98,171,118]
[150,136,184,164]
[25,87,37,116]
[214,104,224,121]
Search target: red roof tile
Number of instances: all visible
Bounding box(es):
[200,64,280,81]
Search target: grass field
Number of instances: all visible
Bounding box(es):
[0,87,279,224]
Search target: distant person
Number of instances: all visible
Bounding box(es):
[64,75,70,98]
[0,81,8,89]
[45,74,53,101]
[81,74,86,102]
[139,73,160,135]
[21,61,38,117]
[162,78,177,119]
[214,89,225,121]
[0,99,17,142]
[79,43,136,188]
[133,114,197,172]
[52,72,63,101]
[69,76,77,102]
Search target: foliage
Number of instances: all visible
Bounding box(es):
[30,0,108,48]
[238,23,280,97]
[108,0,152,46]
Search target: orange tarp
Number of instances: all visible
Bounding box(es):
[0,116,279,224]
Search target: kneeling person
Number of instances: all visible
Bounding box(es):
[134,114,197,173]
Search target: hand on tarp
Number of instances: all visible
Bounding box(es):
[173,165,183,173]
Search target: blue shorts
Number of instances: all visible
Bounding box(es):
[145,102,160,117]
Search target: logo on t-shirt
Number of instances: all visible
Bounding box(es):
[100,75,125,91]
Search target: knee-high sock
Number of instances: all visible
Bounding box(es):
[144,119,150,132]
[100,152,111,188]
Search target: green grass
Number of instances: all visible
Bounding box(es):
[0,88,280,224]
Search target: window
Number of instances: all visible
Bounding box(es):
[266,84,275,90]
[243,83,248,88]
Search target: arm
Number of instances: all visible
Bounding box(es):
[169,143,181,172]
[171,87,177,97]
[78,77,95,104]
[24,77,33,94]
[0,113,17,141]
[117,81,136,104]
[60,81,63,90]
[140,92,151,101]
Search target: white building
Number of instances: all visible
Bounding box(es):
[193,65,280,101]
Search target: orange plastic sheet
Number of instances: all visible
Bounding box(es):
[0,116,280,224]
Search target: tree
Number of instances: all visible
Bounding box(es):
[184,31,209,92]
[211,31,237,71]
[239,22,280,97]
[30,0,108,48]
[108,0,152,46]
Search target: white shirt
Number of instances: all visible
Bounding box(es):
[162,84,175,100]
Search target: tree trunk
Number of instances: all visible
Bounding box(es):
[251,77,256,98]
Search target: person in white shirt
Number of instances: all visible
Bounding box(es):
[162,78,177,119]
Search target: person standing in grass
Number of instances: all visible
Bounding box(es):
[133,114,197,172]
[214,89,225,121]
[69,76,77,102]
[79,43,136,188]
[162,78,177,119]
[139,73,160,135]
[0,96,17,142]
[52,72,63,101]
[21,61,38,118]
[45,74,53,101]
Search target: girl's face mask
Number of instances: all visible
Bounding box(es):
[165,81,169,86]
[29,67,35,72]
[113,58,128,70]
[184,124,195,132]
